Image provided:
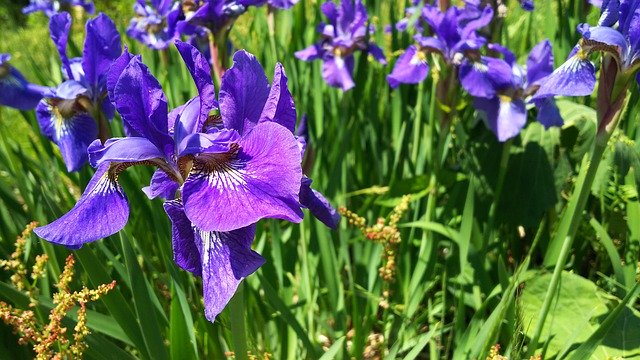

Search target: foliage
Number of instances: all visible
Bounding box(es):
[0,0,639,359]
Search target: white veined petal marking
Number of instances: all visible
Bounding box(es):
[192,143,251,193]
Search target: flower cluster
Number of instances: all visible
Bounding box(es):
[36,12,122,172]
[127,0,182,50]
[296,0,386,91]
[23,0,95,16]
[35,40,339,321]
[533,0,640,133]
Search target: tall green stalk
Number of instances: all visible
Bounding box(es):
[527,118,616,356]
[229,283,249,360]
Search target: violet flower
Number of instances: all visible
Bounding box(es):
[128,0,182,50]
[387,0,512,96]
[532,0,640,132]
[267,0,299,9]
[35,12,122,172]
[295,0,386,91]
[23,0,94,16]
[35,42,338,321]
[0,54,50,110]
[533,0,640,99]
[177,0,263,37]
[472,41,563,141]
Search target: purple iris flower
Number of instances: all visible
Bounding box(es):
[387,0,511,96]
[128,0,182,50]
[533,0,640,99]
[35,12,122,172]
[295,0,386,91]
[35,42,338,321]
[177,0,264,37]
[472,41,563,141]
[267,0,299,9]
[0,54,50,110]
[22,0,94,16]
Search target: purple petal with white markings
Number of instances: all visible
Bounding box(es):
[34,163,129,247]
[183,122,303,232]
[387,45,429,88]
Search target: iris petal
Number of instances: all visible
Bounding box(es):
[36,100,97,172]
[143,169,179,200]
[387,45,430,88]
[220,51,270,135]
[474,96,527,142]
[532,55,596,98]
[82,13,122,89]
[321,54,355,91]
[175,40,217,135]
[183,122,303,232]
[258,63,297,133]
[198,225,264,321]
[300,177,340,229]
[165,200,202,276]
[34,163,129,247]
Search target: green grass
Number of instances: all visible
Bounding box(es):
[0,0,639,359]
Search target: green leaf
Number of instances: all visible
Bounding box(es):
[521,271,640,358]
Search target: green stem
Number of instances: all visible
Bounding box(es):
[95,109,110,144]
[527,138,608,355]
[484,138,512,248]
[411,81,425,166]
[229,283,249,360]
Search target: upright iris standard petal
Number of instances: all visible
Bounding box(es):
[182,122,303,232]
[526,40,554,85]
[107,49,135,106]
[174,40,218,143]
[258,63,297,132]
[113,58,174,156]
[165,201,202,276]
[82,13,122,89]
[219,51,270,135]
[198,225,265,321]
[36,99,98,172]
[533,54,597,98]
[49,12,74,78]
[387,45,430,88]
[34,164,129,247]
[474,96,527,142]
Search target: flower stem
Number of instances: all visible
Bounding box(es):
[229,283,249,360]
[411,81,424,166]
[483,138,512,249]
[208,31,226,85]
[95,109,110,144]
[527,136,607,355]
